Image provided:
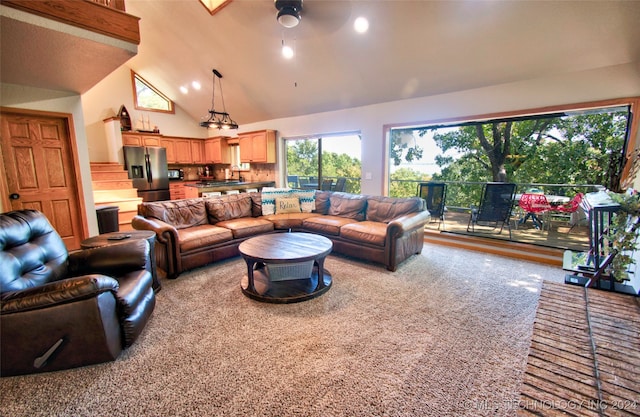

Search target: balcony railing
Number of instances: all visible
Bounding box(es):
[3,0,140,44]
[391,179,599,252]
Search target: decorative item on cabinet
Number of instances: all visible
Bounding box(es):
[238,130,276,163]
[118,105,132,131]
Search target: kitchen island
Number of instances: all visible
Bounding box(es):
[185,180,276,197]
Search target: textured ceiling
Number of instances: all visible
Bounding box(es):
[4,1,640,125]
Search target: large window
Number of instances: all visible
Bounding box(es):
[285,133,362,193]
[388,101,635,201]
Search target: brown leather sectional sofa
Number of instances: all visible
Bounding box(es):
[132,191,430,279]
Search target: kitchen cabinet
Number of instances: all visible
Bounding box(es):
[169,181,185,200]
[161,137,191,163]
[190,140,205,164]
[170,181,199,200]
[238,130,276,163]
[122,133,162,147]
[175,139,192,163]
[160,138,177,163]
[205,136,231,164]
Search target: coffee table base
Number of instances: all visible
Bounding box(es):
[241,264,332,304]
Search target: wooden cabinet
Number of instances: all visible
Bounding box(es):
[122,133,162,147]
[190,140,205,164]
[170,181,199,200]
[123,133,203,164]
[238,130,276,163]
[205,136,231,164]
[174,138,191,163]
[169,181,185,200]
[160,138,177,163]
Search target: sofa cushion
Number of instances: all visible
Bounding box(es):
[262,188,316,215]
[177,224,233,252]
[141,199,207,230]
[249,192,262,217]
[365,196,424,223]
[263,212,321,230]
[313,191,332,214]
[340,221,388,247]
[328,192,367,221]
[215,218,274,239]
[302,215,358,236]
[275,197,301,214]
[205,194,252,223]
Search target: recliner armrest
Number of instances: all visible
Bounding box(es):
[68,239,149,277]
[0,275,119,314]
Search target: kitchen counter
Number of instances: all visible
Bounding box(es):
[185,181,275,195]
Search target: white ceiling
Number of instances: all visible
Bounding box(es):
[5,1,640,126]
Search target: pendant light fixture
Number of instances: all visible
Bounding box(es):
[199,68,238,130]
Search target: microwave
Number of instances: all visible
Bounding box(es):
[168,168,184,180]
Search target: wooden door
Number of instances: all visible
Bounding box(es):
[1,111,85,250]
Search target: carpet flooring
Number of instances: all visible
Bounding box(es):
[0,244,565,417]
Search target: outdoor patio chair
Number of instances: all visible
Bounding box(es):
[418,182,447,230]
[287,175,299,188]
[321,179,334,190]
[467,182,517,239]
[551,193,585,233]
[518,193,553,230]
[334,177,347,192]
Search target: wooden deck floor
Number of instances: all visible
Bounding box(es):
[518,282,640,417]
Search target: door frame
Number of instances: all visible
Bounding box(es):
[0,106,90,241]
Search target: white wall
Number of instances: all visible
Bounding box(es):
[81,65,207,163]
[1,82,98,234]
[240,62,640,195]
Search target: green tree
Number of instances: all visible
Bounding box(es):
[430,111,628,189]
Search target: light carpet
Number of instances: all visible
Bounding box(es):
[0,244,565,417]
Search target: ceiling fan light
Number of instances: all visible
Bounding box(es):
[277,8,300,28]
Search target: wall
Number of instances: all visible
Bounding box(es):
[1,82,98,235]
[81,65,207,163]
[239,62,640,195]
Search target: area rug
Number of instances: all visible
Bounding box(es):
[0,245,564,417]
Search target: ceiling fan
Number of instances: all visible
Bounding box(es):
[274,0,303,28]
[272,0,352,34]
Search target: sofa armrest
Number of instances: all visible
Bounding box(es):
[131,215,178,245]
[387,210,431,238]
[1,275,119,314]
[68,239,149,277]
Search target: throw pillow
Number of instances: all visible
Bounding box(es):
[261,188,290,215]
[289,189,316,213]
[275,196,301,214]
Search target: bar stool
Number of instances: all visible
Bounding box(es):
[202,191,222,197]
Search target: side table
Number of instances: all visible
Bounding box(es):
[80,230,161,292]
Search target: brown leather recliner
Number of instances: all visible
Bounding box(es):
[0,210,156,377]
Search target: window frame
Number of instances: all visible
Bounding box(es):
[130,70,175,114]
[383,97,640,195]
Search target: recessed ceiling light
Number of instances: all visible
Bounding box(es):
[282,44,294,59]
[180,86,189,94]
[354,17,369,33]
[192,81,201,90]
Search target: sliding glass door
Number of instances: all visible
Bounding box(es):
[285,133,362,193]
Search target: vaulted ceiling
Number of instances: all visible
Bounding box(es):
[6,1,640,126]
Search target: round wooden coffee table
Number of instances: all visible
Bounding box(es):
[239,232,333,303]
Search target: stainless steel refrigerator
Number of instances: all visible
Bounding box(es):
[123,146,170,202]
